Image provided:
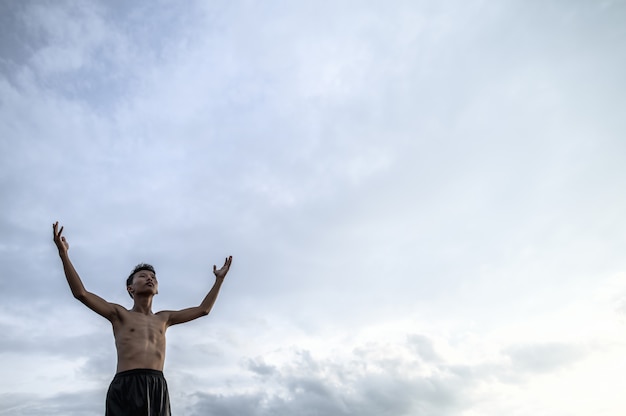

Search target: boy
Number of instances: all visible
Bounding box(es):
[52,221,232,416]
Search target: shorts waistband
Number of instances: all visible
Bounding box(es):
[114,368,164,379]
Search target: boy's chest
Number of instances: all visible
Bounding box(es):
[116,313,167,340]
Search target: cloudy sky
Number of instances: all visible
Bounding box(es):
[1,0,626,414]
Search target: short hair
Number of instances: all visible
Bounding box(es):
[126,263,156,298]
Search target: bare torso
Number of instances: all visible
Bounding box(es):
[112,309,168,373]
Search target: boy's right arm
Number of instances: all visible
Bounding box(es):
[53,222,120,322]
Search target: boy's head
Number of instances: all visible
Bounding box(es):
[126,263,157,299]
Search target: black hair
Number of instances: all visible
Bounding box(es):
[126,263,156,298]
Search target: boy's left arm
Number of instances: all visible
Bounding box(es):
[163,256,232,326]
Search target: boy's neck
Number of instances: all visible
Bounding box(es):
[131,295,154,314]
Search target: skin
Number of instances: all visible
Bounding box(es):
[52,221,232,373]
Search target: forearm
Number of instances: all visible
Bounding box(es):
[198,278,225,315]
[58,251,88,299]
[165,277,226,326]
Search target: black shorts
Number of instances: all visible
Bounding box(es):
[106,369,171,416]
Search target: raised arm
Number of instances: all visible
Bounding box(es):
[53,222,120,322]
[164,256,232,327]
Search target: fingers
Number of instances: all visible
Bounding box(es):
[220,256,232,270]
[53,222,62,239]
[213,256,232,276]
[52,222,67,249]
[52,222,63,235]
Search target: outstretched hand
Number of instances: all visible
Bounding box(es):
[213,256,232,280]
[52,221,69,254]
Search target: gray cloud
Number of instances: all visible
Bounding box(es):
[0,390,104,416]
[247,357,278,378]
[186,341,468,416]
[407,334,441,362]
[505,342,587,374]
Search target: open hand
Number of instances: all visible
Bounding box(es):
[213,256,232,280]
[53,221,69,253]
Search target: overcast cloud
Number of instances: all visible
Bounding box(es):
[1,0,626,415]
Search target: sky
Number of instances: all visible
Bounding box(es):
[1,0,626,414]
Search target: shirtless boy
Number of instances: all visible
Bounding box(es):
[52,222,232,416]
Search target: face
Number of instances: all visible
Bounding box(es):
[128,270,158,298]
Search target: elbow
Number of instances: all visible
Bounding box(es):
[73,291,87,302]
